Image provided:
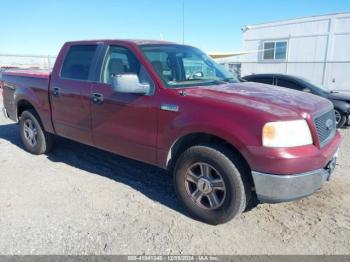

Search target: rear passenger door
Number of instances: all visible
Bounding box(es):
[50,45,99,145]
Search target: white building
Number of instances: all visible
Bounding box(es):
[240,12,350,91]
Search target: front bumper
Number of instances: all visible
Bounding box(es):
[252,154,337,203]
[244,131,341,175]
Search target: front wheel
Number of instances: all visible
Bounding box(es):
[335,109,347,128]
[174,144,251,225]
[19,110,54,155]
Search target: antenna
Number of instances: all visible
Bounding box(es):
[182,0,185,44]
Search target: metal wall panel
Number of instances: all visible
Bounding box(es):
[241,13,350,91]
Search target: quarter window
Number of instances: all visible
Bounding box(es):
[263,41,287,60]
[61,45,97,80]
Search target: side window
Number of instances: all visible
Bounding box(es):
[61,45,97,80]
[254,77,273,85]
[143,51,174,82]
[276,79,303,90]
[101,46,153,87]
[263,41,287,60]
[182,53,217,80]
[263,42,275,60]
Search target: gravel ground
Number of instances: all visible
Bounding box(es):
[0,97,349,255]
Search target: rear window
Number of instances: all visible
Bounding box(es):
[60,45,97,81]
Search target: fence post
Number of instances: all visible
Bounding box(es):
[47,56,50,70]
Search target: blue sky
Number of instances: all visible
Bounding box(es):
[0,0,349,56]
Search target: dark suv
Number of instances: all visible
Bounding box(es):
[242,74,350,128]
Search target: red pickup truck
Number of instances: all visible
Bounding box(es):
[1,40,341,224]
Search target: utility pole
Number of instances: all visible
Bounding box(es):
[182,0,185,44]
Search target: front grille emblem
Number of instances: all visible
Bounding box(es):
[325,118,333,131]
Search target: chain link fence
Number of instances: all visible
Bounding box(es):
[0,54,56,70]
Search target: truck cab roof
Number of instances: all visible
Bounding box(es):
[64,39,177,46]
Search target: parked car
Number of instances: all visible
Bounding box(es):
[242,74,350,128]
[1,40,341,224]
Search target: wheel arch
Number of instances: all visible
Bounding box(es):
[16,99,50,133]
[166,132,251,176]
[17,99,39,120]
[16,99,48,128]
[14,94,54,133]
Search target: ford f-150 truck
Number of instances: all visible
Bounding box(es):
[1,40,341,224]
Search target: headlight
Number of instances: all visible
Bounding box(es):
[262,120,313,147]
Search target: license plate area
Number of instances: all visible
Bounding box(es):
[325,150,338,181]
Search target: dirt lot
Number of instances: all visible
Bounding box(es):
[0,98,349,255]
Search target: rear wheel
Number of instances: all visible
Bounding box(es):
[19,110,54,154]
[335,109,347,128]
[174,144,251,225]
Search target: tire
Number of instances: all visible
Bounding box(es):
[335,109,347,128]
[174,144,251,225]
[19,109,54,154]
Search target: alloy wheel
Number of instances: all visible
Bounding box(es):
[185,162,226,210]
[23,119,38,147]
[334,110,341,125]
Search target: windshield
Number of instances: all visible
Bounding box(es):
[140,45,239,88]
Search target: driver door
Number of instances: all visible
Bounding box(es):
[91,45,158,164]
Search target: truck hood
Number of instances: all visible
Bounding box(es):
[183,82,331,118]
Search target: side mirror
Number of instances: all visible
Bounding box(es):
[112,73,151,95]
[191,72,204,79]
[193,72,204,78]
[302,88,311,93]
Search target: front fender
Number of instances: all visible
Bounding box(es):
[158,111,263,168]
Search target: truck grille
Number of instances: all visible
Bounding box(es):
[314,110,336,147]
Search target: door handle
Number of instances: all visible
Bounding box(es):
[52,87,60,97]
[91,93,104,105]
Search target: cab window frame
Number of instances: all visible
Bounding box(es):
[98,45,155,92]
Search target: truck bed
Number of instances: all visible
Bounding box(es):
[3,69,50,79]
[1,68,54,133]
